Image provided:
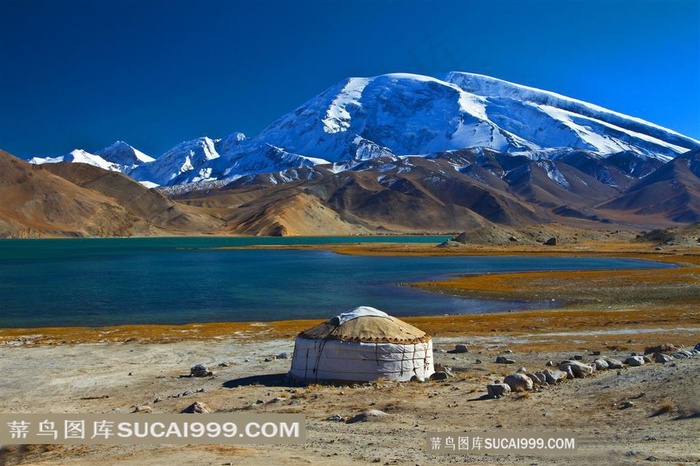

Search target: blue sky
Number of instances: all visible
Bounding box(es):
[1,0,698,159]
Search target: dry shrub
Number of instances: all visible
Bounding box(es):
[651,399,677,417]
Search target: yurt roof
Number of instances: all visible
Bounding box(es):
[298,306,430,344]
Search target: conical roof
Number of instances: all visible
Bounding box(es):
[298,306,430,344]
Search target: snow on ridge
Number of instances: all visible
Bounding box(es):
[322,77,371,134]
[445,71,700,148]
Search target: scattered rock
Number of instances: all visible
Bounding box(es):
[618,401,634,410]
[218,361,231,367]
[475,359,482,364]
[543,369,567,384]
[182,401,210,414]
[572,354,584,361]
[590,350,601,356]
[264,358,273,362]
[487,383,511,399]
[503,373,534,392]
[453,344,469,353]
[495,356,515,364]
[190,364,213,377]
[277,352,290,359]
[654,353,673,363]
[326,414,344,422]
[642,356,652,364]
[545,360,555,367]
[605,358,625,369]
[516,366,527,373]
[559,360,594,378]
[626,356,645,367]
[543,237,558,246]
[346,409,388,424]
[593,359,609,370]
[430,371,450,381]
[695,343,700,352]
[644,344,678,355]
[503,349,513,354]
[133,405,152,413]
[527,372,546,386]
[410,375,426,383]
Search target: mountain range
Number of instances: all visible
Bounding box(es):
[7,71,700,237]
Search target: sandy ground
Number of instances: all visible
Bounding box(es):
[1,243,699,465]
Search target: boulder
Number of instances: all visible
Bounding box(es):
[543,237,558,246]
[503,373,534,392]
[543,369,567,384]
[593,359,609,370]
[695,343,700,352]
[626,356,645,367]
[604,358,624,369]
[487,383,511,399]
[558,360,594,378]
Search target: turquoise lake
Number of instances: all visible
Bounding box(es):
[0,236,669,328]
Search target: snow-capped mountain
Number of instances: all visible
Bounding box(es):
[28,72,700,188]
[29,141,153,174]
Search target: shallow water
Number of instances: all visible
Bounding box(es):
[0,237,669,327]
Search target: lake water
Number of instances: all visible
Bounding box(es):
[0,237,669,328]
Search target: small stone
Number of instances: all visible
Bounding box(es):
[133,405,152,413]
[654,353,673,363]
[626,356,645,367]
[573,354,584,361]
[453,344,469,353]
[527,372,546,386]
[326,414,344,422]
[545,360,555,367]
[590,350,601,356]
[182,401,210,414]
[219,361,231,367]
[475,359,482,364]
[128,372,133,376]
[190,364,213,377]
[495,356,515,364]
[264,358,273,362]
[618,401,634,410]
[487,383,511,399]
[516,366,527,373]
[605,358,624,369]
[346,409,388,424]
[543,237,558,246]
[593,359,609,370]
[430,371,449,381]
[277,352,289,359]
[410,375,426,383]
[503,349,513,354]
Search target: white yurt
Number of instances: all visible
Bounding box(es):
[288,306,434,383]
